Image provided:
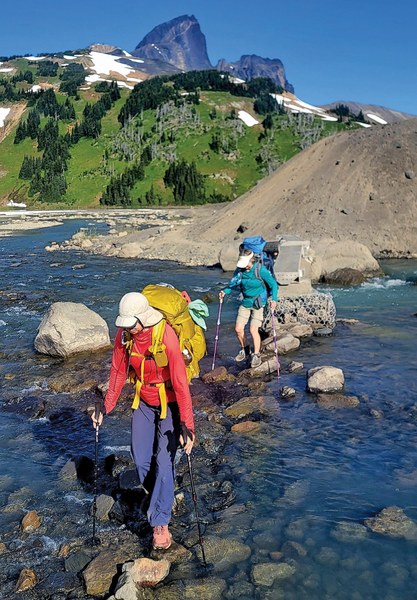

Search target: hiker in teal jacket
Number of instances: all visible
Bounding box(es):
[219,249,278,368]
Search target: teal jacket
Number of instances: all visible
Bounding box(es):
[223,264,279,308]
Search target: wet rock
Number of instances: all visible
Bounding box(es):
[239,357,278,378]
[15,568,38,592]
[0,542,7,554]
[36,571,80,595]
[201,366,233,383]
[183,576,227,599]
[231,421,261,434]
[93,494,115,521]
[279,480,310,506]
[105,451,135,478]
[246,380,267,393]
[48,371,98,393]
[226,579,255,598]
[151,539,192,564]
[252,562,296,586]
[370,408,384,419]
[330,521,368,543]
[280,386,296,400]
[316,546,339,565]
[83,548,135,596]
[313,327,333,337]
[287,361,303,373]
[114,558,170,595]
[119,468,142,491]
[225,395,277,419]
[307,366,344,393]
[322,268,366,286]
[269,551,284,561]
[59,459,78,480]
[21,510,42,532]
[316,393,359,409]
[281,540,307,558]
[364,506,417,539]
[279,323,313,338]
[65,549,94,572]
[195,536,251,572]
[34,301,111,358]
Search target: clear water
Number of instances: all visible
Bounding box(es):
[1,221,417,599]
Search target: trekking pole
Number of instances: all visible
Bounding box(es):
[271,311,280,382]
[90,402,102,546]
[211,298,223,370]
[186,453,207,568]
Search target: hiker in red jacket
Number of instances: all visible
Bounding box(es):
[92,292,194,551]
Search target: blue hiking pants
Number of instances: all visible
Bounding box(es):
[131,400,179,527]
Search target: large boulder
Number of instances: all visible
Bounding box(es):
[218,243,239,271]
[310,238,381,282]
[307,366,345,393]
[34,302,111,358]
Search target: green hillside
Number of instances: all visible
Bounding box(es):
[0,59,351,208]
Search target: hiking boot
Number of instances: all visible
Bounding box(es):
[235,345,250,362]
[251,353,262,368]
[152,525,172,550]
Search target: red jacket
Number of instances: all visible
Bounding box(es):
[104,323,194,433]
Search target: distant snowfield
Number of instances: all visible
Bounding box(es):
[0,108,11,127]
[25,56,45,61]
[0,68,13,73]
[29,85,42,93]
[238,110,259,127]
[367,113,388,125]
[89,51,136,77]
[63,55,77,60]
[356,122,372,128]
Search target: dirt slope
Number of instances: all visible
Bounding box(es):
[169,119,417,258]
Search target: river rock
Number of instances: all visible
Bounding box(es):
[287,360,304,372]
[280,386,296,399]
[316,393,359,409]
[15,568,38,592]
[231,421,262,434]
[93,494,115,521]
[195,536,251,571]
[330,521,368,543]
[218,243,239,271]
[114,558,170,596]
[117,241,143,258]
[239,357,278,378]
[36,571,80,596]
[151,540,192,564]
[310,238,381,282]
[65,549,94,573]
[225,396,277,419]
[183,576,227,599]
[263,333,300,354]
[252,562,296,586]
[59,459,78,480]
[282,540,307,558]
[83,548,135,596]
[307,366,344,393]
[34,302,111,358]
[201,366,230,383]
[21,510,42,532]
[279,323,313,338]
[322,268,366,286]
[364,506,417,539]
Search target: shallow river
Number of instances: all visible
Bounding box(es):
[1,219,417,599]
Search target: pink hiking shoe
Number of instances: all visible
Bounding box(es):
[152,525,172,550]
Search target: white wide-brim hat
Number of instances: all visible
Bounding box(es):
[236,251,254,268]
[115,292,163,328]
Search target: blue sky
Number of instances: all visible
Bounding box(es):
[2,0,416,114]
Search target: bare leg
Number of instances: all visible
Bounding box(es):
[235,322,247,348]
[249,322,261,354]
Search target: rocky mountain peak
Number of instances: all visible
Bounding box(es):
[132,14,212,72]
[217,54,294,92]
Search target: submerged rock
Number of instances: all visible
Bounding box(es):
[316,393,359,409]
[331,521,368,543]
[252,562,296,586]
[231,421,262,434]
[183,576,227,599]
[195,536,251,572]
[364,506,417,539]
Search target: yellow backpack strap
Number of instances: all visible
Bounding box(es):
[148,320,169,368]
[131,353,146,410]
[156,382,167,419]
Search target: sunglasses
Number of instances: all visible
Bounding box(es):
[123,317,144,331]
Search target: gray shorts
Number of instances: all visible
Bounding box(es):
[236,305,264,327]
